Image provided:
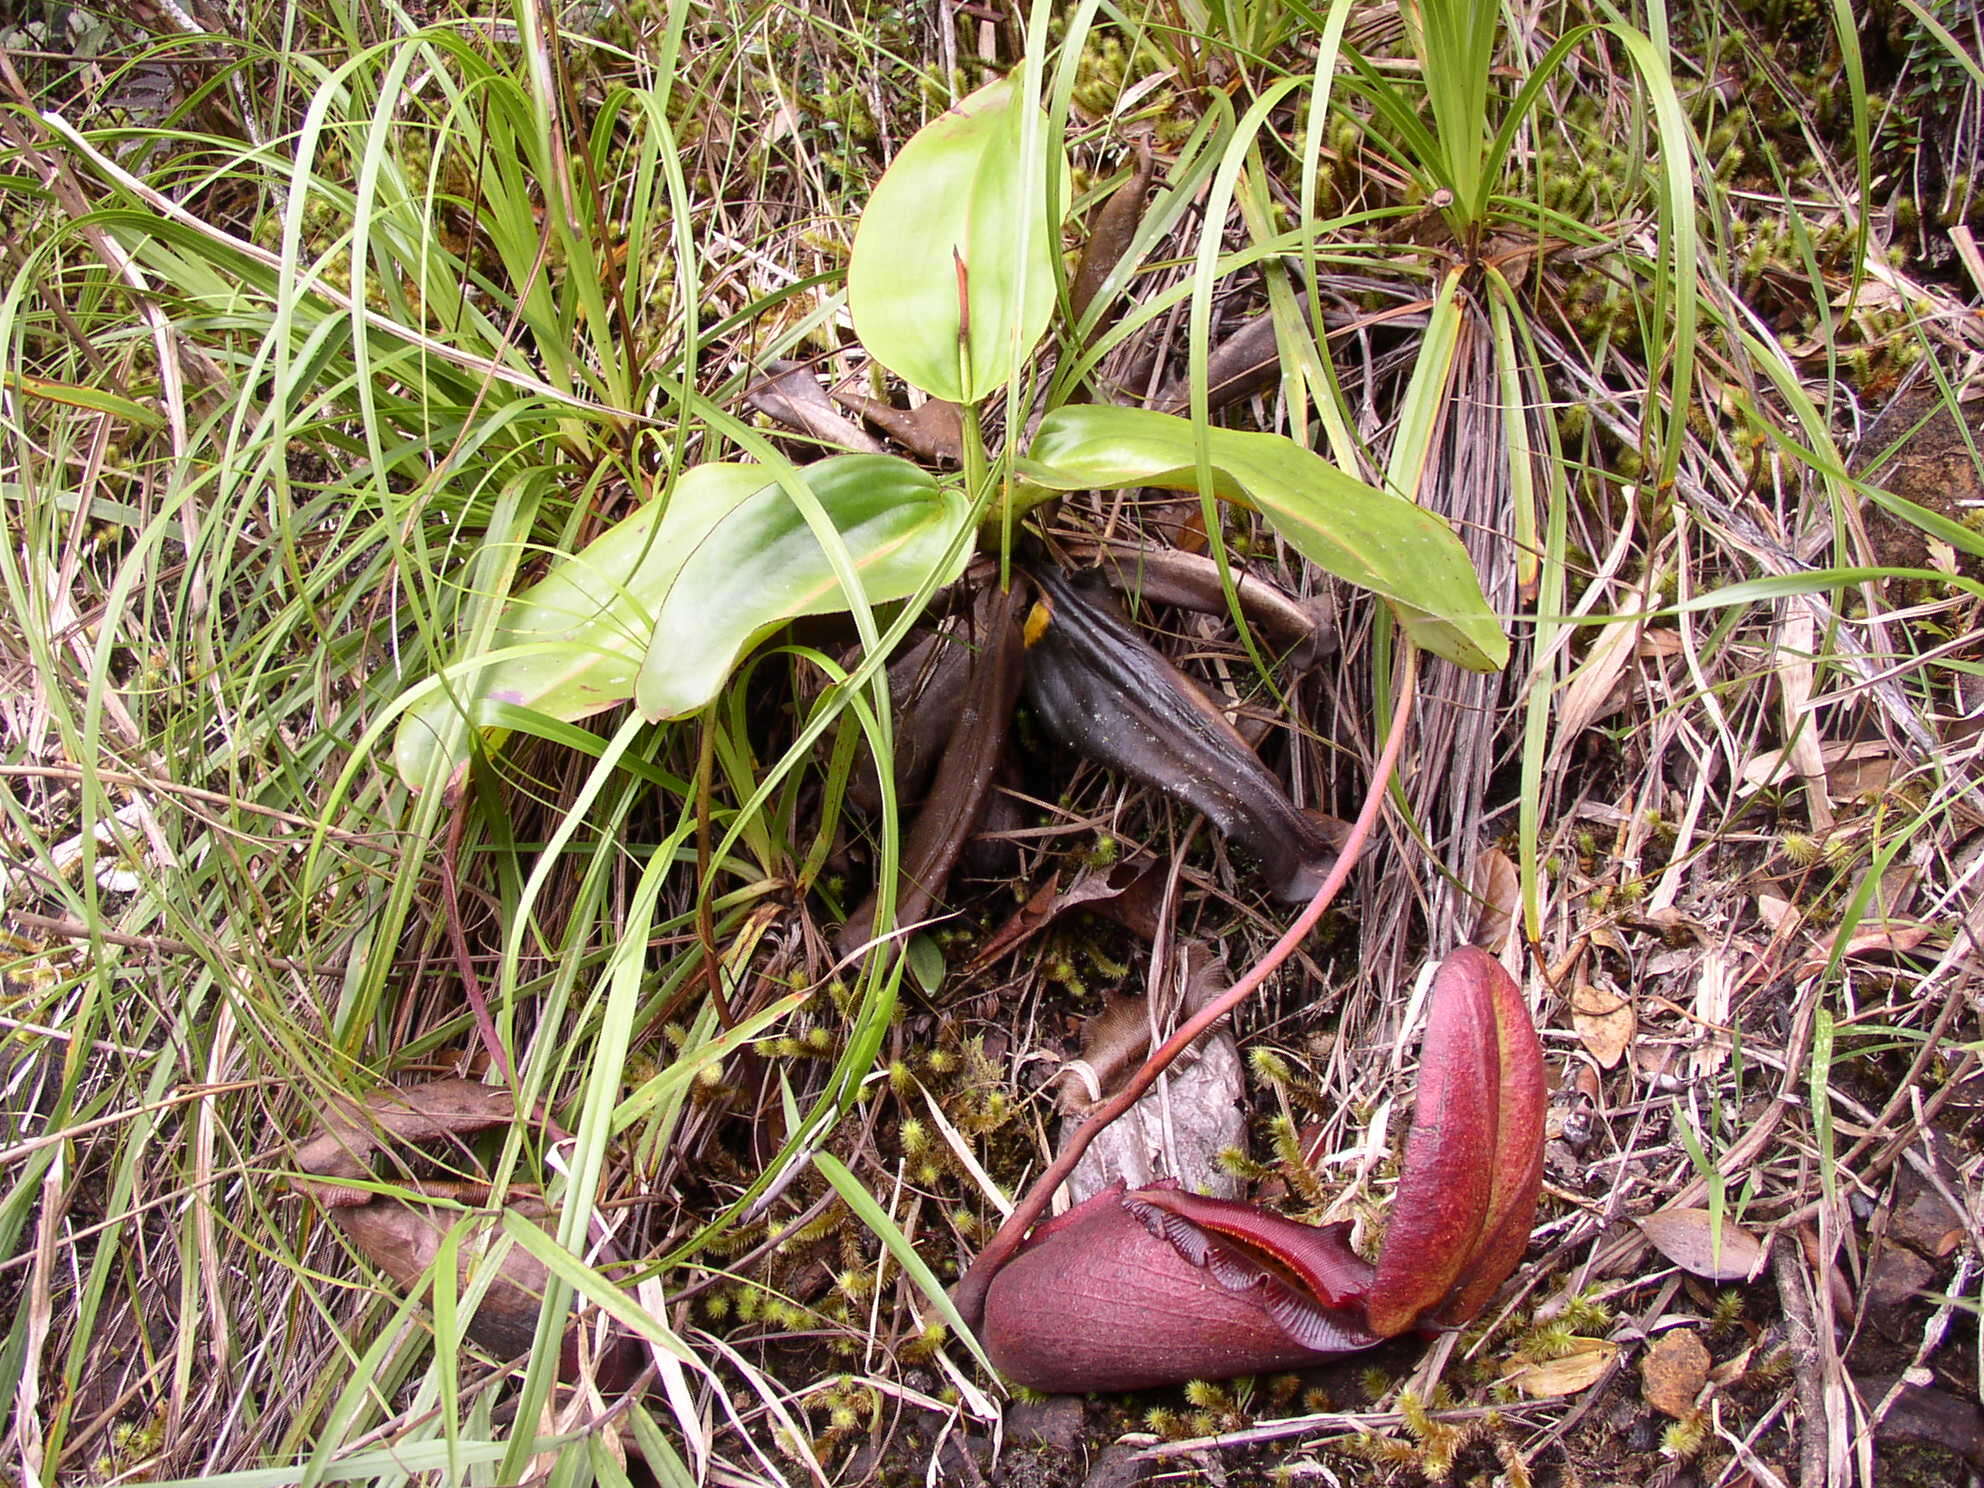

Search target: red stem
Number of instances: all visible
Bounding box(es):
[954,644,1422,1329]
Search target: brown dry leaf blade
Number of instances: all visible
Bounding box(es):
[1053,991,1152,1113]
[1154,291,1315,417]
[842,585,1026,953]
[1468,847,1519,954]
[298,1079,644,1383]
[1570,981,1634,1070]
[1024,565,1335,902]
[294,1078,519,1205]
[743,362,887,454]
[1640,1329,1711,1418]
[1069,540,1336,669]
[334,1196,557,1359]
[1556,582,1650,738]
[965,857,1164,973]
[1069,138,1154,325]
[1061,942,1246,1203]
[833,391,965,464]
[1503,1340,1618,1398]
[1799,919,1939,975]
[1637,1207,1767,1281]
[847,622,979,814]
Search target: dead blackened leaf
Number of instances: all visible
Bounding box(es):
[833,391,965,464]
[842,585,1026,954]
[1864,1244,1938,1339]
[1570,981,1634,1069]
[1888,1144,1967,1258]
[1503,1339,1617,1398]
[1023,565,1335,902]
[1640,1329,1710,1417]
[847,624,978,815]
[1858,1373,1984,1469]
[744,362,888,454]
[1636,1207,1766,1281]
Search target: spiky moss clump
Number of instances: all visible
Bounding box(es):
[1062,21,1188,141]
[686,999,1026,1369]
[805,1377,883,1455]
[1334,1388,1478,1483]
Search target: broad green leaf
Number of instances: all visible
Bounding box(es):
[1021,406,1508,670]
[393,462,768,791]
[847,74,1070,403]
[394,456,969,791]
[636,454,973,719]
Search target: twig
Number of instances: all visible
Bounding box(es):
[1773,1243,1831,1488]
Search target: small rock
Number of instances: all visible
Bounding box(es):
[1641,1329,1711,1418]
[1860,1373,1984,1469]
[1081,1443,1153,1488]
[1005,1395,1086,1454]
[1888,1161,1966,1258]
[1864,1245,1939,1340]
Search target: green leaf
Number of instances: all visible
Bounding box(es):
[847,74,1070,403]
[393,462,769,792]
[1021,406,1509,670]
[394,456,970,791]
[636,454,973,719]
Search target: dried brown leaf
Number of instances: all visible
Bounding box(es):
[295,1079,644,1384]
[1054,992,1152,1112]
[1503,1340,1618,1398]
[1067,540,1336,669]
[965,857,1164,973]
[1800,919,1938,974]
[842,586,1025,953]
[833,390,965,463]
[1636,1207,1766,1281]
[1069,138,1154,324]
[1555,582,1649,739]
[1570,981,1634,1069]
[1468,847,1520,954]
[294,1079,519,1206]
[743,362,888,454]
[1061,943,1245,1203]
[333,1196,556,1359]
